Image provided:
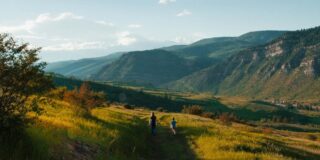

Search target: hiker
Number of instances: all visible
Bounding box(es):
[150,112,157,135]
[170,117,177,135]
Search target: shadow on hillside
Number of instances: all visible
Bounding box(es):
[86,114,155,159]
[0,128,49,160]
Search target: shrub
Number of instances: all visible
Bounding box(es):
[307,134,317,141]
[202,112,215,119]
[219,113,233,126]
[124,104,134,109]
[181,105,203,115]
[156,107,164,112]
[64,82,106,116]
[262,128,273,134]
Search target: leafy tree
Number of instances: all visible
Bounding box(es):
[63,82,106,116]
[0,34,52,129]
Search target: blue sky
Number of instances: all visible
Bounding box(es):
[1,0,320,62]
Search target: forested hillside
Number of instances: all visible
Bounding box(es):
[169,27,320,101]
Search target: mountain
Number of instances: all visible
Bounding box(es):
[168,27,320,101]
[164,31,286,59]
[91,31,285,86]
[92,49,213,86]
[46,30,286,86]
[45,52,124,79]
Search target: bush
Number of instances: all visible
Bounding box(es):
[307,134,317,141]
[124,104,134,109]
[156,107,164,112]
[202,112,215,119]
[262,128,273,134]
[219,113,233,126]
[181,105,203,115]
[64,82,106,116]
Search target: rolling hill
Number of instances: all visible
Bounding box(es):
[45,52,124,79]
[169,27,320,101]
[92,49,214,86]
[164,30,286,59]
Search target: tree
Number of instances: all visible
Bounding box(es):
[0,34,52,129]
[63,82,106,116]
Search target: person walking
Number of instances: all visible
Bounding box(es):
[170,117,177,135]
[150,112,157,136]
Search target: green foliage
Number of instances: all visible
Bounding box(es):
[0,34,52,129]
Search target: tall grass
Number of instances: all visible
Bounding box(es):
[1,99,319,160]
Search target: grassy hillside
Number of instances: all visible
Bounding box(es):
[1,99,320,160]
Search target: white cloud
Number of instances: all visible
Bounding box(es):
[0,12,83,33]
[95,20,115,27]
[173,32,207,44]
[176,9,192,17]
[116,31,137,46]
[1,12,171,60]
[43,41,108,51]
[128,24,142,28]
[159,0,176,5]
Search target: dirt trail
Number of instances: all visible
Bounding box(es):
[148,115,196,160]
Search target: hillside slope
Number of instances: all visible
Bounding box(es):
[45,52,124,79]
[92,50,213,86]
[169,27,320,101]
[2,102,319,160]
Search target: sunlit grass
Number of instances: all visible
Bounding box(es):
[2,98,320,159]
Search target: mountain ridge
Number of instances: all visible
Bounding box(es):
[167,26,320,101]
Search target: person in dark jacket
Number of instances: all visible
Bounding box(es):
[150,112,157,135]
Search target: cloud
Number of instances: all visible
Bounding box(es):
[0,12,83,33]
[128,24,142,28]
[1,12,172,61]
[95,20,115,27]
[173,32,207,44]
[43,41,108,51]
[116,31,137,46]
[158,0,176,5]
[176,9,192,17]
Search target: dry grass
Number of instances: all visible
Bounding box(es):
[2,99,320,160]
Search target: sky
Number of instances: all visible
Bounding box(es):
[0,0,320,62]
